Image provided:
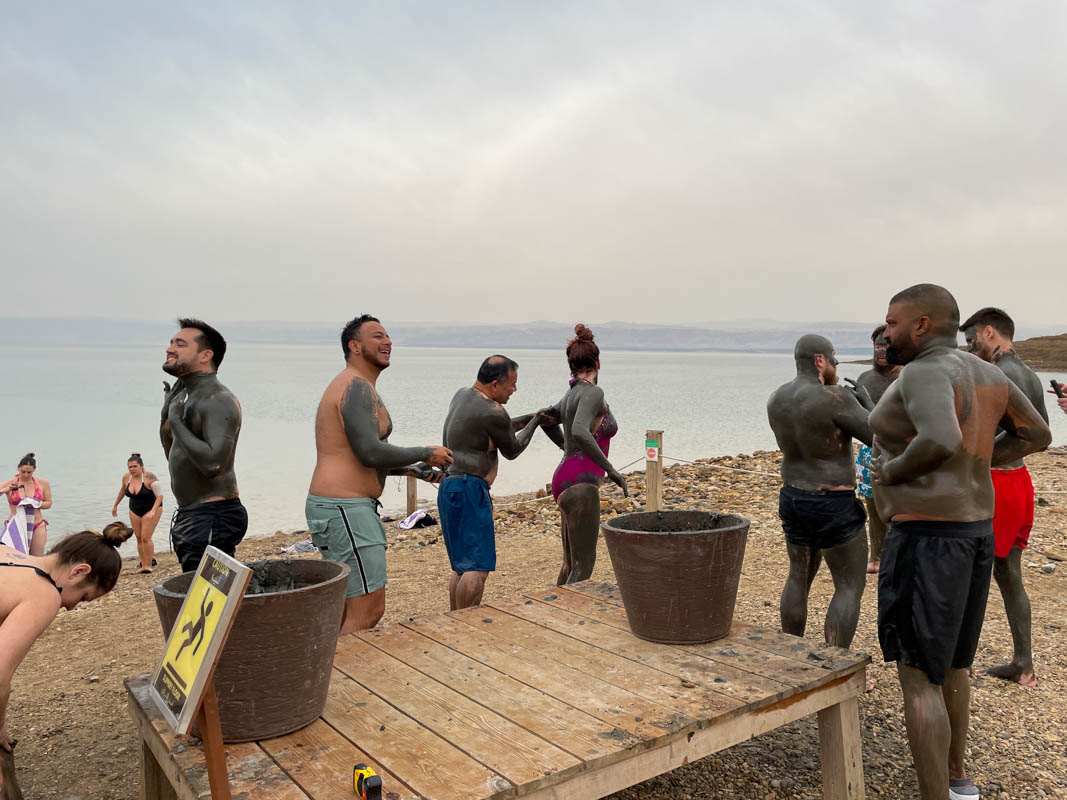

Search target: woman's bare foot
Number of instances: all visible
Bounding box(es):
[866,560,879,574]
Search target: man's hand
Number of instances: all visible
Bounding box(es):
[844,378,875,411]
[870,449,896,486]
[167,392,187,426]
[537,409,561,426]
[425,446,453,468]
[607,468,629,497]
[1048,381,1067,415]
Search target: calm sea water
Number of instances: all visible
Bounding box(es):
[3,344,1064,557]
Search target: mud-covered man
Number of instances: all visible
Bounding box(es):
[960,307,1050,688]
[161,319,246,571]
[767,334,873,650]
[306,315,452,632]
[439,356,544,610]
[848,325,901,574]
[872,285,1050,800]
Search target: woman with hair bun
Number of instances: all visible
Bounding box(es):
[3,454,53,557]
[0,522,134,793]
[542,324,628,585]
[112,453,163,573]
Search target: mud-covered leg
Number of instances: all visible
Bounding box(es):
[1,746,25,800]
[557,484,600,584]
[941,668,971,781]
[821,528,868,648]
[898,664,950,800]
[781,543,822,636]
[987,547,1037,686]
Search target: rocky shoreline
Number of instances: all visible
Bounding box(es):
[8,448,1067,799]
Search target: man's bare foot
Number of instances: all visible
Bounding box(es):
[985,661,1038,687]
[866,560,879,574]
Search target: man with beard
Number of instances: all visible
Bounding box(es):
[872,285,1050,800]
[960,307,1049,687]
[306,315,452,632]
[160,319,247,571]
[847,325,902,574]
[439,356,546,610]
[767,334,873,651]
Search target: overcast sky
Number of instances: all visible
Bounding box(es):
[3,2,1065,327]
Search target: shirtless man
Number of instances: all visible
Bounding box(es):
[960,307,1050,687]
[161,319,247,571]
[439,356,544,609]
[767,334,873,649]
[306,315,452,632]
[847,325,902,574]
[871,285,1050,800]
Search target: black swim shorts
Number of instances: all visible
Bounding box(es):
[778,485,867,550]
[170,498,249,572]
[877,519,994,685]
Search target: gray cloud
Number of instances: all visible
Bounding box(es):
[2,2,1065,327]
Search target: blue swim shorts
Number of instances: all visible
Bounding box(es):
[438,474,496,573]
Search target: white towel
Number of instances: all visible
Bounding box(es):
[1,498,40,554]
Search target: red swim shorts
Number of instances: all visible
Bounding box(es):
[991,466,1034,559]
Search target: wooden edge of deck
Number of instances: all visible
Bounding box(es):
[516,669,866,800]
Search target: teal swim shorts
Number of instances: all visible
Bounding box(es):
[305,494,387,598]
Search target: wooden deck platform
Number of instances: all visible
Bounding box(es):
[127,581,870,800]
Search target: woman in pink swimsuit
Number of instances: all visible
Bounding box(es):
[4,453,52,556]
[543,325,628,585]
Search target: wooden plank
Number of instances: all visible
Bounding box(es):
[141,740,177,800]
[404,614,690,740]
[359,623,641,759]
[452,606,742,720]
[818,696,865,800]
[481,599,783,706]
[520,670,867,800]
[260,719,421,800]
[563,582,870,672]
[321,669,514,800]
[531,589,829,689]
[333,635,581,790]
[126,676,308,800]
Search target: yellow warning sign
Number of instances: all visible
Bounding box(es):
[149,547,250,734]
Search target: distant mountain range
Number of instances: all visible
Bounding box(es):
[3,317,1063,356]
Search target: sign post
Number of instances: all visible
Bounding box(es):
[645,429,664,512]
[148,547,252,800]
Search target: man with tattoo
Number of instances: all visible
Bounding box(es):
[439,356,544,610]
[161,319,247,571]
[767,334,873,650]
[306,315,452,632]
[847,325,901,574]
[871,285,1050,800]
[960,307,1050,687]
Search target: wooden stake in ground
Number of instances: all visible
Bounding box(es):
[406,475,418,515]
[645,430,664,511]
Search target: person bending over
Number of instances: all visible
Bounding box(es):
[960,306,1050,687]
[307,315,452,633]
[767,334,873,650]
[872,284,1050,800]
[439,356,545,609]
[0,523,135,796]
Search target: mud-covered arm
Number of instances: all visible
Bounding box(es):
[159,380,182,458]
[535,402,565,449]
[571,388,615,472]
[341,378,432,468]
[388,463,439,480]
[831,387,873,446]
[875,367,960,486]
[487,407,540,460]
[167,393,241,479]
[992,382,1052,466]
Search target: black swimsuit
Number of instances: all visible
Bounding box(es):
[126,481,160,516]
[0,561,61,595]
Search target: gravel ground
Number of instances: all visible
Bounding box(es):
[7,448,1066,799]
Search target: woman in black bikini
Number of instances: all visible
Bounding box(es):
[0,522,134,794]
[111,454,163,573]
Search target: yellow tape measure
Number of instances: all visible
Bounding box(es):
[353,763,382,799]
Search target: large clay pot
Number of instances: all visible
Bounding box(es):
[153,558,349,742]
[602,510,749,644]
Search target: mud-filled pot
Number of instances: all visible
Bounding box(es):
[153,558,349,742]
[602,510,749,644]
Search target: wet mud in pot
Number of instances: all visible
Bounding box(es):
[152,558,349,742]
[602,510,749,644]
